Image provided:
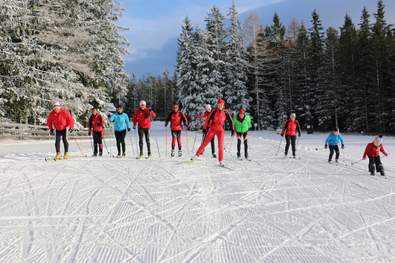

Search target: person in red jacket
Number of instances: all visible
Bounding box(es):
[165,103,188,157]
[47,102,75,160]
[132,100,157,159]
[192,99,234,166]
[281,113,302,158]
[363,136,388,176]
[88,107,105,157]
[197,104,216,158]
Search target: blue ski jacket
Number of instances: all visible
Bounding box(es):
[110,112,131,132]
[325,133,345,146]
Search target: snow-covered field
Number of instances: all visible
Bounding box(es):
[0,122,394,263]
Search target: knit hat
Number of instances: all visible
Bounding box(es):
[217,98,225,105]
[205,104,212,111]
[53,101,61,107]
[373,136,383,144]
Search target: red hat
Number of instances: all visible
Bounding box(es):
[239,108,246,114]
[217,98,225,105]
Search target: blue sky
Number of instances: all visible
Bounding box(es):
[118,0,395,77]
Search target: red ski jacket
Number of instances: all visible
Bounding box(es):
[165,111,188,131]
[363,143,388,158]
[197,111,212,130]
[88,113,105,134]
[207,109,234,132]
[47,110,74,131]
[281,119,302,137]
[132,108,157,129]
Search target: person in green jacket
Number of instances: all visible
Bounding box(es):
[233,108,252,160]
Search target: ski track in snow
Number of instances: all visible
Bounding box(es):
[0,125,395,263]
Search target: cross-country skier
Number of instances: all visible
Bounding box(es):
[132,100,157,159]
[47,102,75,160]
[281,113,302,158]
[165,103,188,157]
[233,108,252,160]
[325,128,345,163]
[192,99,234,167]
[197,104,216,158]
[88,107,105,157]
[362,136,388,176]
[108,105,131,158]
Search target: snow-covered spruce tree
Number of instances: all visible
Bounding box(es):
[176,18,205,130]
[247,26,274,129]
[307,10,325,128]
[0,0,128,125]
[224,3,250,112]
[266,13,288,128]
[205,6,227,100]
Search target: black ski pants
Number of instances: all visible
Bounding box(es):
[138,128,151,155]
[55,129,69,153]
[328,145,340,161]
[369,156,384,173]
[237,132,248,158]
[115,130,126,155]
[93,132,103,155]
[285,136,296,156]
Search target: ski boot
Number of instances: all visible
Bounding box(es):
[212,153,217,159]
[237,153,242,160]
[99,151,103,157]
[145,153,152,159]
[171,150,175,157]
[54,152,62,161]
[92,152,98,157]
[335,159,339,163]
[328,159,332,163]
[370,171,375,176]
[136,154,143,160]
[219,161,225,167]
[116,153,122,159]
[63,152,70,160]
[178,150,182,157]
[122,152,126,158]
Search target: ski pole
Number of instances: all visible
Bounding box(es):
[102,137,111,156]
[165,125,168,157]
[73,137,86,157]
[191,132,197,155]
[351,159,364,166]
[154,134,161,159]
[185,128,190,155]
[90,134,94,155]
[275,136,284,156]
[129,130,136,156]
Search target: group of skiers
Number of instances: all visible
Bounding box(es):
[46,98,389,175]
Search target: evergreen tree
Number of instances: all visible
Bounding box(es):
[224,3,250,112]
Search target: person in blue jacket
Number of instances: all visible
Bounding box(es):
[108,105,131,157]
[325,128,345,163]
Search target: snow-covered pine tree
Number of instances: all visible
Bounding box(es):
[307,10,325,128]
[0,0,128,125]
[247,26,274,129]
[205,6,227,100]
[224,3,250,112]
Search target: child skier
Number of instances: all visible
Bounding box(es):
[325,128,345,163]
[108,105,131,158]
[233,108,252,160]
[88,107,105,157]
[281,113,302,158]
[132,100,157,159]
[363,136,388,176]
[192,99,234,167]
[165,103,188,157]
[197,104,216,158]
[47,102,75,160]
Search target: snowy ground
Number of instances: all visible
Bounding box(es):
[0,122,395,263]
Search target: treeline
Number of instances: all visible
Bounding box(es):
[125,72,176,119]
[176,0,395,133]
[0,0,128,125]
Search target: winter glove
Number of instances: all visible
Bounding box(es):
[231,130,235,137]
[325,144,328,149]
[107,112,111,117]
[133,126,136,130]
[127,128,131,132]
[88,131,91,136]
[50,129,55,136]
[144,113,149,119]
[341,144,345,149]
[280,133,284,137]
